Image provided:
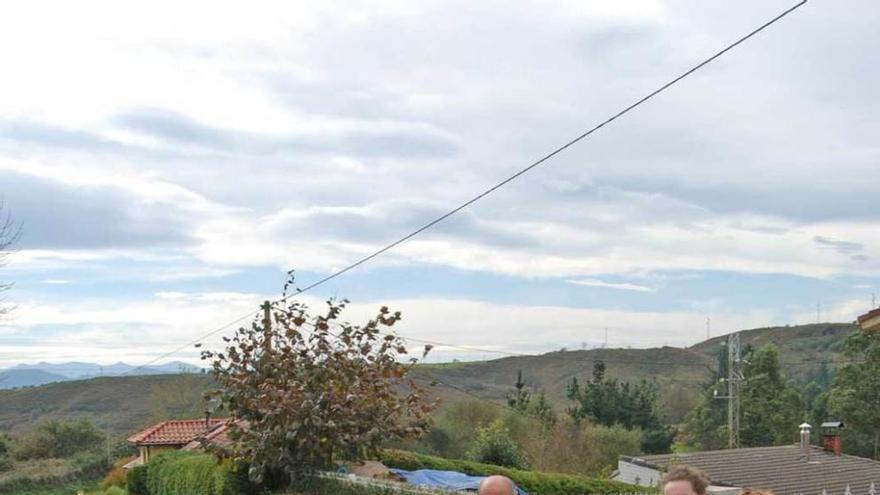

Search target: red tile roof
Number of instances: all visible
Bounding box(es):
[128,418,227,446]
[857,308,880,325]
[182,420,243,451]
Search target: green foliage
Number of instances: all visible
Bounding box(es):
[401,399,638,477]
[0,454,109,494]
[828,328,880,458]
[290,475,421,495]
[566,361,672,453]
[506,370,531,412]
[466,419,526,469]
[680,347,729,450]
[379,449,651,495]
[683,343,804,450]
[739,345,803,446]
[203,288,435,482]
[127,464,148,495]
[12,417,106,461]
[143,450,245,495]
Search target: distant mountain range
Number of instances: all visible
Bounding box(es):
[0,361,202,389]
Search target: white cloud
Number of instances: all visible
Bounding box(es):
[566,278,655,292]
[0,290,784,366]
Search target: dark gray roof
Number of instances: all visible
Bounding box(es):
[634,445,880,495]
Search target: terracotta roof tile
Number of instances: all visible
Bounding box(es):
[182,420,247,451]
[858,308,880,325]
[128,418,227,446]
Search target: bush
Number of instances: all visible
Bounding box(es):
[290,475,421,494]
[127,464,149,495]
[13,418,106,460]
[100,458,132,489]
[144,450,250,495]
[0,456,12,472]
[0,433,12,457]
[466,419,526,469]
[379,449,651,495]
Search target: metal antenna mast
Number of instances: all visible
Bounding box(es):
[715,332,743,448]
[727,332,742,448]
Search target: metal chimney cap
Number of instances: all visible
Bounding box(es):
[800,422,813,430]
[821,421,844,429]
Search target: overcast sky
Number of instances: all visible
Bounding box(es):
[1,0,878,366]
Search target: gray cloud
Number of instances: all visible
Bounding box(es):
[266,199,536,250]
[814,236,864,255]
[1,171,197,249]
[115,107,459,159]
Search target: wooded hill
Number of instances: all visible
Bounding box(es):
[0,322,857,439]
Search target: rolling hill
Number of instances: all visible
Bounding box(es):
[0,323,858,439]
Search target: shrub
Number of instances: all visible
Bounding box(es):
[0,433,12,457]
[380,449,651,495]
[0,456,12,473]
[203,292,435,483]
[466,419,526,469]
[12,417,106,460]
[144,450,249,495]
[100,458,132,489]
[127,464,149,495]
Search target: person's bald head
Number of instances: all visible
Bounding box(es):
[478,475,516,495]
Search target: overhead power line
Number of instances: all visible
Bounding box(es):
[291,0,808,297]
[124,0,808,370]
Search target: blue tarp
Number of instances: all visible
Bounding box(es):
[390,468,528,494]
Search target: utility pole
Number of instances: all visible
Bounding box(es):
[706,317,711,340]
[727,332,742,449]
[261,300,273,354]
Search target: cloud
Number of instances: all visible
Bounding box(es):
[114,107,460,159]
[0,289,778,366]
[814,236,864,254]
[1,0,880,366]
[0,170,200,250]
[566,278,655,292]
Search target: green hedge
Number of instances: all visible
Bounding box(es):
[127,464,148,495]
[379,449,652,495]
[137,451,252,495]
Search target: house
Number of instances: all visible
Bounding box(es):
[125,418,228,468]
[616,424,880,495]
[857,308,880,333]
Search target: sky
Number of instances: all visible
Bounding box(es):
[0,0,878,367]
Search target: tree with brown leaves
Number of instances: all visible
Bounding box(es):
[201,291,434,484]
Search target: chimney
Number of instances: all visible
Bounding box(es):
[205,408,212,429]
[821,421,844,455]
[800,422,812,461]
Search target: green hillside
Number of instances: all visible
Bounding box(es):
[690,322,855,380]
[0,323,858,439]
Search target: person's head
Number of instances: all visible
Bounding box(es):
[478,475,516,495]
[661,465,710,495]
